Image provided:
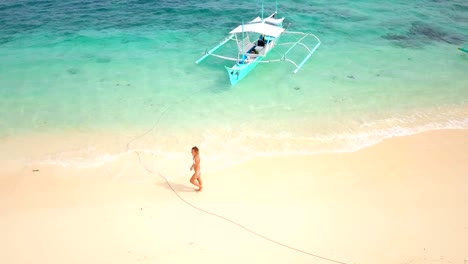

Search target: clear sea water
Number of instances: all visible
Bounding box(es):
[1,0,467,170]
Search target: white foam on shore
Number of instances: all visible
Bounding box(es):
[196,117,468,174]
[22,103,468,172]
[33,147,128,168]
[28,114,468,176]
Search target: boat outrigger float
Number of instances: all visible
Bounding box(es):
[195,6,321,85]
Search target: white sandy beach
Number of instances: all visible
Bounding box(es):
[0,129,467,264]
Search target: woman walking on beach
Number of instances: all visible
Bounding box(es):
[190,146,203,191]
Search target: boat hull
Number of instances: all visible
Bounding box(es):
[225,56,264,85]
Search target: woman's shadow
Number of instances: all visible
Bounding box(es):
[154,179,196,193]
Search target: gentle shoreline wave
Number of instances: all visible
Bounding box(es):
[28,115,467,171]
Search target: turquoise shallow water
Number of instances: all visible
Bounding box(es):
[1,0,467,167]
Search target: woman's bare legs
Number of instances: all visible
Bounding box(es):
[190,174,202,191]
[196,176,203,191]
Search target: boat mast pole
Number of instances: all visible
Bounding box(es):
[275,0,278,14]
[261,1,264,20]
[242,20,244,58]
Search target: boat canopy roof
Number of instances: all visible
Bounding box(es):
[229,22,285,38]
[264,17,285,25]
[250,16,262,23]
[249,16,285,25]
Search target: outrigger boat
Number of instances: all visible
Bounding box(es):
[195,5,321,85]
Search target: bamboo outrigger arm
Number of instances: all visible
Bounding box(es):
[195,35,236,64]
[279,31,321,74]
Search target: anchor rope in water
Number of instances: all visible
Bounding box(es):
[125,85,348,264]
